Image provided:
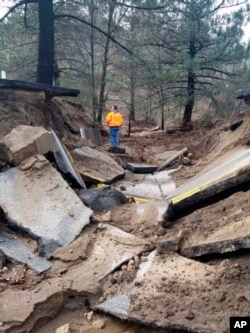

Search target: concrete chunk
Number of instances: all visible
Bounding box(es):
[0,231,52,273]
[94,252,246,333]
[163,148,250,222]
[0,276,99,333]
[72,147,125,184]
[80,127,103,146]
[114,170,176,200]
[126,163,158,174]
[53,224,149,290]
[0,155,92,254]
[55,323,71,333]
[0,125,54,165]
[181,216,250,258]
[49,127,86,189]
[0,224,149,332]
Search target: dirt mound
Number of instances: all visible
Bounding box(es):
[0,89,94,148]
[192,113,250,161]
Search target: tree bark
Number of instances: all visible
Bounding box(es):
[129,68,136,122]
[97,2,115,123]
[159,86,165,130]
[182,70,195,123]
[89,0,98,122]
[129,13,136,122]
[36,0,54,85]
[182,34,196,123]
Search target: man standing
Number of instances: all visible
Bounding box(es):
[106,105,124,147]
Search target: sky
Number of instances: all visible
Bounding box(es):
[0,0,249,42]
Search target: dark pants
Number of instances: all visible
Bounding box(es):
[109,126,120,146]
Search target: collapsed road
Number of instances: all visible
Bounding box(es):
[0,92,250,333]
[163,147,250,222]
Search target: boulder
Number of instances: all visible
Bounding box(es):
[0,125,54,165]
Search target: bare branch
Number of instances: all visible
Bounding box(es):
[0,0,37,22]
[54,14,133,55]
[199,67,234,76]
[114,0,168,11]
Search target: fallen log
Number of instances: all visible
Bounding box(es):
[156,147,188,172]
[0,78,80,101]
[166,127,192,134]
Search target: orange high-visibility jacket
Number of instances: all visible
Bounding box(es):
[106,111,123,127]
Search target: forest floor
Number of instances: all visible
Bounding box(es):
[0,91,250,333]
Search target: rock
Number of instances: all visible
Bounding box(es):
[110,277,117,285]
[134,255,140,266]
[92,319,105,329]
[79,187,128,212]
[182,157,191,165]
[51,234,90,262]
[127,259,135,271]
[55,323,71,333]
[0,125,54,165]
[185,310,195,320]
[19,154,48,171]
[0,231,52,273]
[86,311,94,321]
[91,211,112,223]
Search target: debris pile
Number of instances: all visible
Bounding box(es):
[0,91,250,333]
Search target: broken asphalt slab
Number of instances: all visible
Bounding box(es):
[0,155,92,255]
[163,148,250,222]
[115,170,176,200]
[0,224,149,332]
[0,277,99,333]
[126,163,158,174]
[72,146,125,184]
[58,223,150,284]
[181,216,250,258]
[108,146,126,154]
[0,231,51,273]
[80,127,103,146]
[49,127,86,189]
[94,251,250,333]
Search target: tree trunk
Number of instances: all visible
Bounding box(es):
[159,87,165,130]
[89,0,98,122]
[182,35,196,123]
[97,2,115,123]
[97,47,109,123]
[129,68,136,122]
[36,0,54,85]
[182,70,195,123]
[129,13,136,122]
[53,57,60,86]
